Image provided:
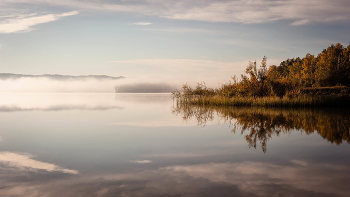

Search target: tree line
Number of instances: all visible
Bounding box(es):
[221,43,350,98]
[176,43,350,99]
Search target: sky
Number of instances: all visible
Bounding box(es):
[1,0,350,91]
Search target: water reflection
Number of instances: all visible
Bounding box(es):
[0,105,123,112]
[0,152,79,174]
[0,94,349,196]
[0,93,123,112]
[173,104,350,152]
[1,160,349,196]
[115,93,171,103]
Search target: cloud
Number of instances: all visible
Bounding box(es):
[141,27,219,34]
[0,74,125,93]
[2,0,350,25]
[130,160,152,164]
[0,152,79,174]
[0,11,78,33]
[132,22,152,25]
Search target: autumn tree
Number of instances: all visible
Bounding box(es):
[301,53,317,87]
[315,43,344,86]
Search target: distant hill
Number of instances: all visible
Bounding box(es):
[0,73,124,81]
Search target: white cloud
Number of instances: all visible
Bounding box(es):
[132,22,152,25]
[2,0,350,25]
[0,152,79,174]
[141,27,218,34]
[130,160,152,164]
[0,11,78,33]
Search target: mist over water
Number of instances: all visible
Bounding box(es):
[0,73,124,81]
[115,83,176,93]
[0,78,120,93]
[0,75,180,93]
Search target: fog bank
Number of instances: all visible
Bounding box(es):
[0,73,124,81]
[0,74,181,93]
[115,83,176,93]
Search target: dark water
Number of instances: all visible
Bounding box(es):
[0,93,349,197]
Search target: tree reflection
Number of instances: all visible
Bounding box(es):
[172,104,350,153]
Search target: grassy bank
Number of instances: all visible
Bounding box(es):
[173,94,350,107]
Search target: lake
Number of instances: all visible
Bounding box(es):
[0,93,349,197]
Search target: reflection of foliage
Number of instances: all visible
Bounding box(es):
[172,103,215,127]
[172,104,350,153]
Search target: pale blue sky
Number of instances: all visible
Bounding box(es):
[1,0,350,87]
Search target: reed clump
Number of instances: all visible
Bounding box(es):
[173,94,350,107]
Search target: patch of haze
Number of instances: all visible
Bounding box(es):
[0,78,123,93]
[115,77,182,91]
[115,83,176,93]
[0,73,124,81]
[110,58,282,89]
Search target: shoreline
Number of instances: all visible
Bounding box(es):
[173,95,350,107]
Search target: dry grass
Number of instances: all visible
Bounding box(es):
[174,95,350,107]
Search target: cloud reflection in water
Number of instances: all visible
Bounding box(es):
[0,152,78,174]
[0,160,349,197]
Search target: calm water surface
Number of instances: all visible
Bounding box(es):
[0,93,349,197]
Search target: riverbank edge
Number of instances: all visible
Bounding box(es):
[173,95,350,107]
